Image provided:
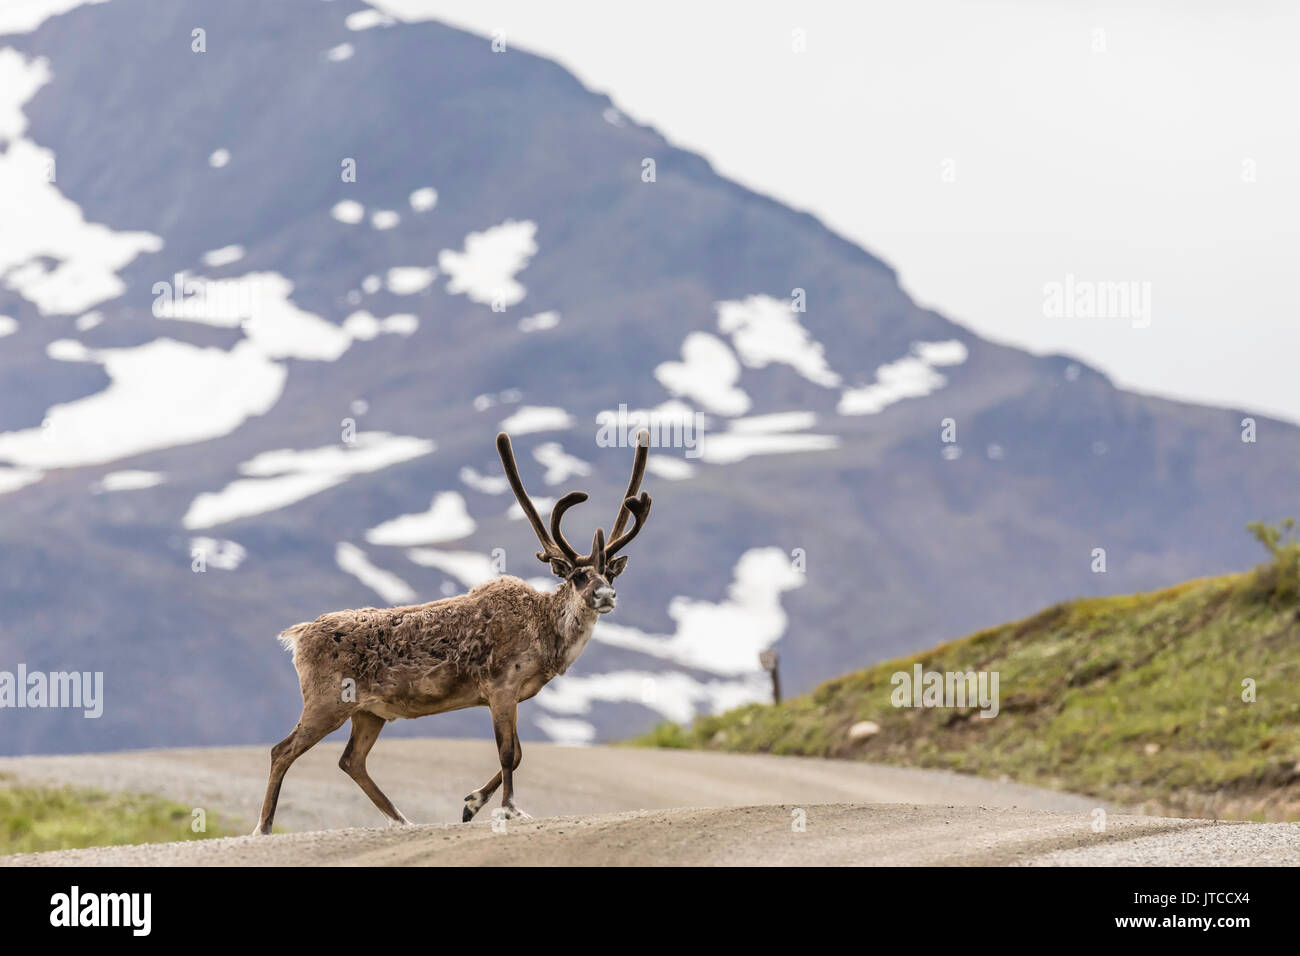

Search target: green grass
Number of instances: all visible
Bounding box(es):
[0,779,233,855]
[631,532,1300,821]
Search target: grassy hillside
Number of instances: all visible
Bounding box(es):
[0,778,233,855]
[633,525,1300,821]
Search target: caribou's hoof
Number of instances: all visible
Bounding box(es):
[462,791,487,822]
[501,802,532,820]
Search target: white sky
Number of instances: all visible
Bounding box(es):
[375,0,1300,423]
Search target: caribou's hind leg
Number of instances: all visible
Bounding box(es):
[340,711,411,826]
[254,706,348,835]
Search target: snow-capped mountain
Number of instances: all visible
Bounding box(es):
[2,0,1296,754]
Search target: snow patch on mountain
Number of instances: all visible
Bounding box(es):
[201,244,244,268]
[837,341,962,416]
[385,266,435,294]
[183,433,434,529]
[1,51,162,316]
[438,219,537,307]
[343,310,419,339]
[915,339,969,366]
[644,456,696,480]
[190,536,246,571]
[406,547,496,588]
[0,466,43,495]
[409,187,437,211]
[473,388,522,411]
[187,472,347,531]
[699,433,839,463]
[331,200,364,224]
[518,310,559,333]
[536,669,771,727]
[337,542,417,604]
[158,270,420,357]
[717,294,841,387]
[506,497,555,521]
[533,442,591,485]
[654,332,750,416]
[0,338,285,469]
[154,271,353,361]
[697,413,837,464]
[93,470,164,493]
[366,491,475,546]
[45,338,89,361]
[459,466,508,495]
[532,714,596,746]
[345,9,393,31]
[733,412,817,434]
[499,405,574,435]
[0,48,45,137]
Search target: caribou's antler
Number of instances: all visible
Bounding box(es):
[589,528,607,575]
[497,432,567,565]
[606,493,651,557]
[552,495,616,570]
[497,429,652,578]
[549,491,589,564]
[610,429,650,540]
[603,431,652,579]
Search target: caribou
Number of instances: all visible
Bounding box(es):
[254,429,652,833]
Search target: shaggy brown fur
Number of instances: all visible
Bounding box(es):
[254,430,652,833]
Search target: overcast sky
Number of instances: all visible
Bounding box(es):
[376,0,1300,423]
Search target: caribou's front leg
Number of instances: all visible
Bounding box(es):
[463,696,526,822]
[487,696,529,820]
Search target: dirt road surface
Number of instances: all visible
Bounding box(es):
[1,741,1294,865]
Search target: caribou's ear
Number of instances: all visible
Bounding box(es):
[606,555,629,580]
[537,549,574,577]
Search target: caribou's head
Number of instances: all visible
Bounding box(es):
[496,429,653,614]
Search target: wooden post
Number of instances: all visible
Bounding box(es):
[758,649,781,705]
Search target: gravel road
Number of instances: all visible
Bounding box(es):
[1,741,1294,865]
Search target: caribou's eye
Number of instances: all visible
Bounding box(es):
[571,570,588,585]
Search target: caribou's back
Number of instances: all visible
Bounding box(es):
[285,577,552,719]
